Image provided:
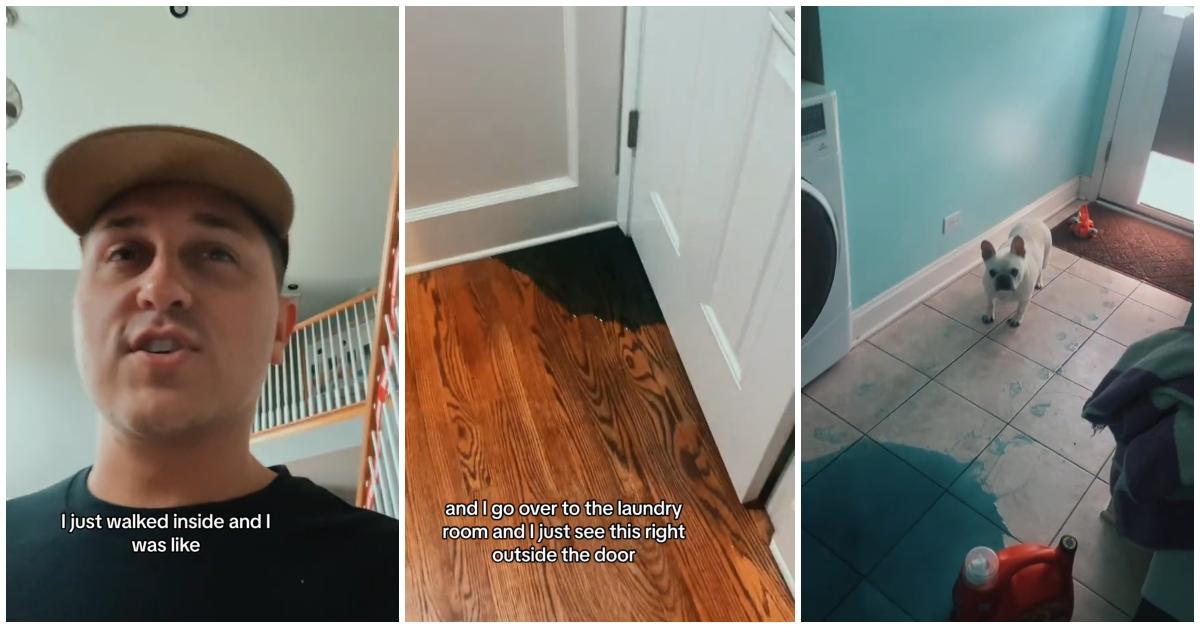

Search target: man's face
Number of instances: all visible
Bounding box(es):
[73,183,293,439]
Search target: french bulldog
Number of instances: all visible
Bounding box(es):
[980,221,1053,327]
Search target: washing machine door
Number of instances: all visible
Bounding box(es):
[801,178,837,338]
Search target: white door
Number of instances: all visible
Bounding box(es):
[1099,6,1193,226]
[404,7,623,271]
[627,7,795,501]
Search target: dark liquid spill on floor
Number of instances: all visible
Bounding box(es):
[406,228,793,620]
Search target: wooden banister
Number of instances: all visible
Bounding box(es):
[293,290,377,333]
[249,401,370,444]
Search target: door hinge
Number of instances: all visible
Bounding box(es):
[1104,139,1112,162]
[627,110,639,150]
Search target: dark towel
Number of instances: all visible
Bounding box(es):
[1081,325,1193,550]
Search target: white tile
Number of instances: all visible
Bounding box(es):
[1060,333,1126,391]
[1061,481,1153,616]
[1010,376,1115,474]
[1032,272,1123,330]
[1097,298,1185,346]
[1038,263,1067,287]
[1098,451,1113,485]
[869,304,982,377]
[926,274,1007,334]
[987,304,1093,370]
[936,338,1053,421]
[1047,247,1079,270]
[1065,258,1141,296]
[803,342,929,433]
[950,426,1093,545]
[800,395,861,484]
[1128,282,1192,320]
[1073,579,1130,621]
[868,381,1005,487]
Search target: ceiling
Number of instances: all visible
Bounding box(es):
[5,6,398,319]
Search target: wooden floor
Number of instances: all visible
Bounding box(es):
[405,229,793,621]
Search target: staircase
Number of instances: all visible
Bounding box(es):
[249,150,399,519]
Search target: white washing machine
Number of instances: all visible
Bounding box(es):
[801,81,852,386]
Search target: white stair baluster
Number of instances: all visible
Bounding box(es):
[336,309,354,407]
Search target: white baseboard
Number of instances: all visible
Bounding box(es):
[406,176,579,223]
[405,220,618,274]
[850,177,1083,343]
[768,539,794,596]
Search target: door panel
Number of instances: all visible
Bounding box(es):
[629,7,794,501]
[709,33,796,354]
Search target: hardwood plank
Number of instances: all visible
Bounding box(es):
[406,228,794,620]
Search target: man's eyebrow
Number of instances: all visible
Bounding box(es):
[190,211,254,237]
[94,214,144,231]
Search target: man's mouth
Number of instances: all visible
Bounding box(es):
[128,328,200,358]
[143,338,181,354]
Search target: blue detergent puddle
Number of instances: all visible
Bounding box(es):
[1030,402,1051,417]
[802,448,850,485]
[803,442,1009,621]
[1007,382,1023,397]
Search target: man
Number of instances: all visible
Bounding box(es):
[6,126,398,621]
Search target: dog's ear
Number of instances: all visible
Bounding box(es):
[981,240,995,261]
[1012,236,1026,258]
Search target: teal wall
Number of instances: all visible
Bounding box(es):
[818,7,1126,307]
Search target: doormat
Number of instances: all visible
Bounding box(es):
[1050,204,1193,302]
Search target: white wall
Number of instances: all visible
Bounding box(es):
[406,7,570,208]
[6,270,98,498]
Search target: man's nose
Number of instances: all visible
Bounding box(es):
[135,255,193,312]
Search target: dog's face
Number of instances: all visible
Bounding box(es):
[981,237,1027,292]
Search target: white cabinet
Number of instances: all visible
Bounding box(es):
[627,8,794,501]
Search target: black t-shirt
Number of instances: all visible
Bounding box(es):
[7,465,398,621]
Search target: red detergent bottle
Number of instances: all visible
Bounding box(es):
[952,535,1077,620]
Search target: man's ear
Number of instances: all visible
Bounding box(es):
[271,297,297,365]
[1012,236,1026,258]
[981,240,996,261]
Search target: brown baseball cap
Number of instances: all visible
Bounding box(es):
[44,125,294,241]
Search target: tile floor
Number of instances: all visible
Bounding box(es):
[801,247,1192,621]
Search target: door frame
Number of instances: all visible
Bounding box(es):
[1085,7,1192,230]
[616,6,644,234]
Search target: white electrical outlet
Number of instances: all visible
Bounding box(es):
[943,211,961,234]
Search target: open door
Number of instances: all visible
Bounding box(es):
[1097,6,1193,230]
[626,7,795,501]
